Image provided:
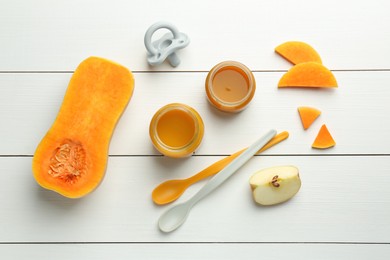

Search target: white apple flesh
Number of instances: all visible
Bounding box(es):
[249,166,301,205]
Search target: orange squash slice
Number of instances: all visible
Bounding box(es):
[32,57,134,198]
[275,41,322,65]
[312,124,336,149]
[278,62,338,88]
[298,106,321,130]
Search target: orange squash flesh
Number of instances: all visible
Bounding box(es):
[298,106,321,130]
[278,62,338,88]
[32,57,134,198]
[275,41,322,65]
[312,124,336,149]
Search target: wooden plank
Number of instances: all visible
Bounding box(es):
[0,71,389,155]
[1,0,389,71]
[1,243,389,260]
[1,156,389,242]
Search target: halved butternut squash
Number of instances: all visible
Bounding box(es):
[32,57,134,198]
[312,124,336,149]
[278,62,338,88]
[298,106,321,130]
[275,41,322,65]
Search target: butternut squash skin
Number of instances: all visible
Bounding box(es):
[32,57,134,198]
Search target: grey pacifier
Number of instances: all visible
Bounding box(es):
[144,22,190,67]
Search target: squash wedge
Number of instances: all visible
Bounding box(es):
[298,106,321,130]
[278,62,338,88]
[312,124,336,149]
[275,41,322,65]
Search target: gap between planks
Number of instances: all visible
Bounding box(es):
[0,241,389,245]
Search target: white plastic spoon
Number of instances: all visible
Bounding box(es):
[158,129,277,232]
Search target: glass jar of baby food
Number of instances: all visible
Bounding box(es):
[205,61,256,112]
[149,103,204,158]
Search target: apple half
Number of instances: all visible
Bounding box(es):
[249,166,301,205]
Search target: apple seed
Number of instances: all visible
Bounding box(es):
[271,175,280,187]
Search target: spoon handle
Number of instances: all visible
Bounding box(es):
[187,131,289,184]
[187,130,277,207]
[158,130,277,232]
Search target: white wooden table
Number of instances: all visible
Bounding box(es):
[1,0,389,259]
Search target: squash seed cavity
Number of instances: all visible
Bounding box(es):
[48,140,86,183]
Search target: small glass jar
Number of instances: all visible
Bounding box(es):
[149,103,204,158]
[205,61,256,112]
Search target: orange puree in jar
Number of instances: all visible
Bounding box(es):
[206,61,256,112]
[156,108,196,148]
[211,67,249,103]
[149,103,204,158]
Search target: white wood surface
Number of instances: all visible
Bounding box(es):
[1,0,389,259]
[2,244,390,260]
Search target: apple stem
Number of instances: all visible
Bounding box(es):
[271,175,280,187]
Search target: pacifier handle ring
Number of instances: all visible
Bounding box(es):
[144,22,181,55]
